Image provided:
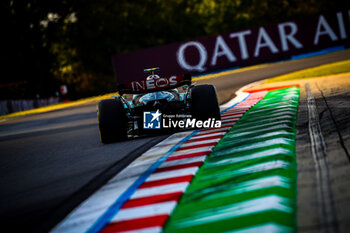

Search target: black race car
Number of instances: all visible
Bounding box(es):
[97,68,220,143]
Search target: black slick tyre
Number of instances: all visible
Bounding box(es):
[97,99,128,143]
[190,84,221,121]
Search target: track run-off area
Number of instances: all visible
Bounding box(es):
[1,50,350,233]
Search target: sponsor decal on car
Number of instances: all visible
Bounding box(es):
[131,76,179,92]
[143,111,221,129]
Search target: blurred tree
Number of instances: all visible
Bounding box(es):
[0,0,75,98]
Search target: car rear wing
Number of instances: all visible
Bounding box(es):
[143,67,160,73]
[116,74,192,94]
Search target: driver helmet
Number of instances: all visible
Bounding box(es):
[146,74,160,80]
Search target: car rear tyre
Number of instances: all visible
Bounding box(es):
[97,99,128,143]
[190,84,221,121]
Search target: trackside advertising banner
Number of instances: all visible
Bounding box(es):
[112,9,350,84]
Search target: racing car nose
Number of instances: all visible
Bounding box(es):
[153,100,161,109]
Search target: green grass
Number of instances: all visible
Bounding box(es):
[264,59,350,83]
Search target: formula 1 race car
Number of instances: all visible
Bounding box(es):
[97,68,220,143]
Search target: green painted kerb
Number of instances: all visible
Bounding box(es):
[163,87,300,233]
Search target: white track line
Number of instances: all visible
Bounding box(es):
[146,167,199,182]
[131,182,190,199]
[111,201,177,222]
[159,156,206,168]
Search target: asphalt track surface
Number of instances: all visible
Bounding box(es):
[1,50,350,232]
